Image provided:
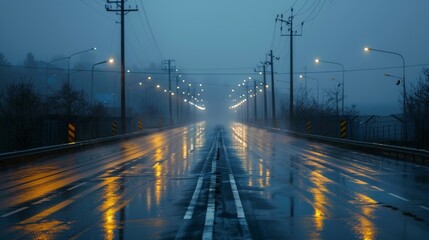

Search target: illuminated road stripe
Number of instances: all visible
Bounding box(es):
[229,174,245,219]
[371,185,384,191]
[67,182,87,191]
[32,197,50,205]
[183,133,218,220]
[202,160,217,240]
[221,132,252,240]
[388,193,409,202]
[183,176,203,220]
[20,177,118,224]
[1,207,28,218]
[420,205,429,211]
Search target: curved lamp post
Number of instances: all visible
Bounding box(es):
[68,47,97,85]
[91,58,114,107]
[315,58,345,116]
[364,47,406,115]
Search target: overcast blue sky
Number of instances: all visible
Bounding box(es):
[1,0,428,115]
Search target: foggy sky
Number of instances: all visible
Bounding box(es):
[1,0,428,115]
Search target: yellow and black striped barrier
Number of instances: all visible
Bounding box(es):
[138,120,143,130]
[68,123,76,143]
[306,120,312,134]
[340,119,347,139]
[112,121,118,135]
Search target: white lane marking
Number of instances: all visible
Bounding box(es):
[202,160,217,240]
[221,133,252,240]
[420,205,429,211]
[183,176,204,220]
[1,207,28,218]
[229,174,246,219]
[388,193,409,202]
[371,185,384,191]
[67,182,87,191]
[32,197,50,205]
[182,132,219,221]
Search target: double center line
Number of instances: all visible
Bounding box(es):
[176,128,251,240]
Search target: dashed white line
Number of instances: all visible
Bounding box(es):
[32,197,50,205]
[1,207,28,218]
[67,182,87,191]
[222,133,252,240]
[229,174,246,219]
[371,185,384,191]
[182,133,218,221]
[183,176,204,220]
[202,160,217,240]
[388,193,409,201]
[420,205,429,211]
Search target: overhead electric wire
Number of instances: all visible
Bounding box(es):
[283,0,299,14]
[302,0,327,23]
[127,15,152,63]
[78,0,116,21]
[139,0,164,60]
[293,0,311,16]
[269,21,279,51]
[5,63,428,76]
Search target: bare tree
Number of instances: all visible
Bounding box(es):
[0,78,44,150]
[406,68,429,147]
[47,82,89,121]
[324,87,341,117]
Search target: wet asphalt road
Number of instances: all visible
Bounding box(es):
[0,122,429,239]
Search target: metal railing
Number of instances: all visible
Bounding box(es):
[0,127,165,166]
[255,124,429,165]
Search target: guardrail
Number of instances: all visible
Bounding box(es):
[0,127,166,166]
[256,125,429,165]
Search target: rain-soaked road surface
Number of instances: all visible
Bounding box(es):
[0,122,429,239]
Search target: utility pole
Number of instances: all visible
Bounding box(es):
[268,50,278,126]
[162,60,175,125]
[259,63,268,124]
[246,81,249,123]
[253,80,257,123]
[277,8,303,122]
[106,0,138,134]
[176,75,179,123]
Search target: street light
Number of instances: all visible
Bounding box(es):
[364,47,406,116]
[91,58,114,107]
[68,47,97,86]
[315,58,345,115]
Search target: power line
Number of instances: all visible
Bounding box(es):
[3,63,428,76]
[302,0,327,23]
[127,16,152,63]
[78,0,115,20]
[283,0,299,14]
[139,0,164,60]
[294,0,311,16]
